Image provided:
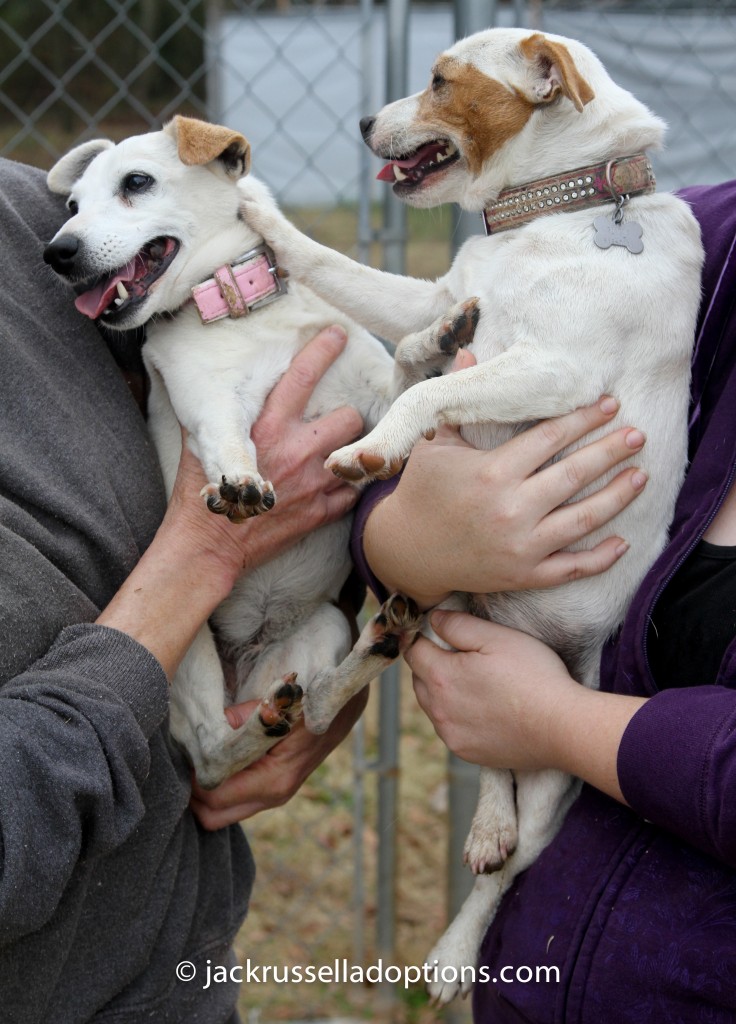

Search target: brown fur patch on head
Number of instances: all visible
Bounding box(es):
[519,34,595,112]
[417,56,535,175]
[166,115,251,176]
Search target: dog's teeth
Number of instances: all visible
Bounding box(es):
[116,282,129,300]
[393,166,408,182]
[114,297,124,307]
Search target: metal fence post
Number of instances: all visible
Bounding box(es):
[375,661,401,1006]
[374,0,410,1003]
[382,0,410,276]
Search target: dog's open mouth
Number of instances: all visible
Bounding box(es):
[376,140,460,190]
[74,236,180,321]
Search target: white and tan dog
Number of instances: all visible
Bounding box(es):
[43,116,469,789]
[245,28,704,1000]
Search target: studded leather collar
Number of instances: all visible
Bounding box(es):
[482,153,656,235]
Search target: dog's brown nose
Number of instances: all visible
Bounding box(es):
[359,116,376,143]
[43,234,80,276]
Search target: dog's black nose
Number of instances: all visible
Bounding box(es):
[43,234,80,276]
[359,116,376,143]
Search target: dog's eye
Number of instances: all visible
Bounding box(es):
[67,199,79,216]
[432,72,446,91]
[123,172,154,194]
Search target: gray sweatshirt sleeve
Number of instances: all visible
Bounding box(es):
[0,623,170,942]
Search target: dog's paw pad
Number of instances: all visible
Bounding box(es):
[365,593,423,660]
[326,447,404,483]
[437,297,481,356]
[201,476,276,521]
[258,673,304,737]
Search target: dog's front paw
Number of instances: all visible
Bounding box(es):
[325,441,405,484]
[201,474,275,522]
[394,297,480,391]
[239,201,305,273]
[464,818,517,875]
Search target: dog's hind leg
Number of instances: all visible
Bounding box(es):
[463,767,518,874]
[169,619,307,790]
[304,593,423,735]
[426,767,580,1005]
[326,348,595,484]
[169,623,238,787]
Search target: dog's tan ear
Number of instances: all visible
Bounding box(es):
[518,34,594,113]
[47,139,114,195]
[166,115,251,178]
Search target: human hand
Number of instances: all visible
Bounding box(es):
[363,392,647,608]
[190,688,368,829]
[161,324,364,587]
[98,326,363,681]
[407,609,645,800]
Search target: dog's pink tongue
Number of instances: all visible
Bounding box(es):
[74,259,137,319]
[376,142,445,181]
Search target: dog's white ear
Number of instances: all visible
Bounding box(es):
[518,34,595,113]
[47,139,114,195]
[165,115,251,178]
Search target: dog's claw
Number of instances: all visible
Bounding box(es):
[201,475,275,520]
[366,593,423,660]
[437,297,480,356]
[258,673,303,736]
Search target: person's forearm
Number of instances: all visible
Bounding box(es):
[538,684,647,803]
[96,523,236,681]
[363,493,451,609]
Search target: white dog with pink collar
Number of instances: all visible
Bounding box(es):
[43,115,448,789]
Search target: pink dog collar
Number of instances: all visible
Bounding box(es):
[191,245,286,324]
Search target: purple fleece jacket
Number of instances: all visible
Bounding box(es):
[351,180,736,1022]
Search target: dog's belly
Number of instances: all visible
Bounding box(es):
[211,512,353,654]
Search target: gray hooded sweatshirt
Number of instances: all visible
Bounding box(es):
[0,157,253,1023]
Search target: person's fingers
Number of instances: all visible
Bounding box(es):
[540,466,648,553]
[534,427,646,512]
[403,617,478,679]
[261,325,348,420]
[426,609,491,652]
[191,793,260,829]
[532,534,634,587]
[224,699,259,730]
[321,482,360,520]
[309,404,364,459]
[496,397,621,477]
[451,348,477,372]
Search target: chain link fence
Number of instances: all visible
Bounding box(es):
[2,2,736,1021]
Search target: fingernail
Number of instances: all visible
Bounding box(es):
[429,610,446,629]
[615,540,630,557]
[625,429,646,449]
[599,396,619,414]
[225,707,240,729]
[631,470,648,489]
[325,324,347,345]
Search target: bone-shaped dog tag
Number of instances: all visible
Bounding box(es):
[593,214,644,254]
